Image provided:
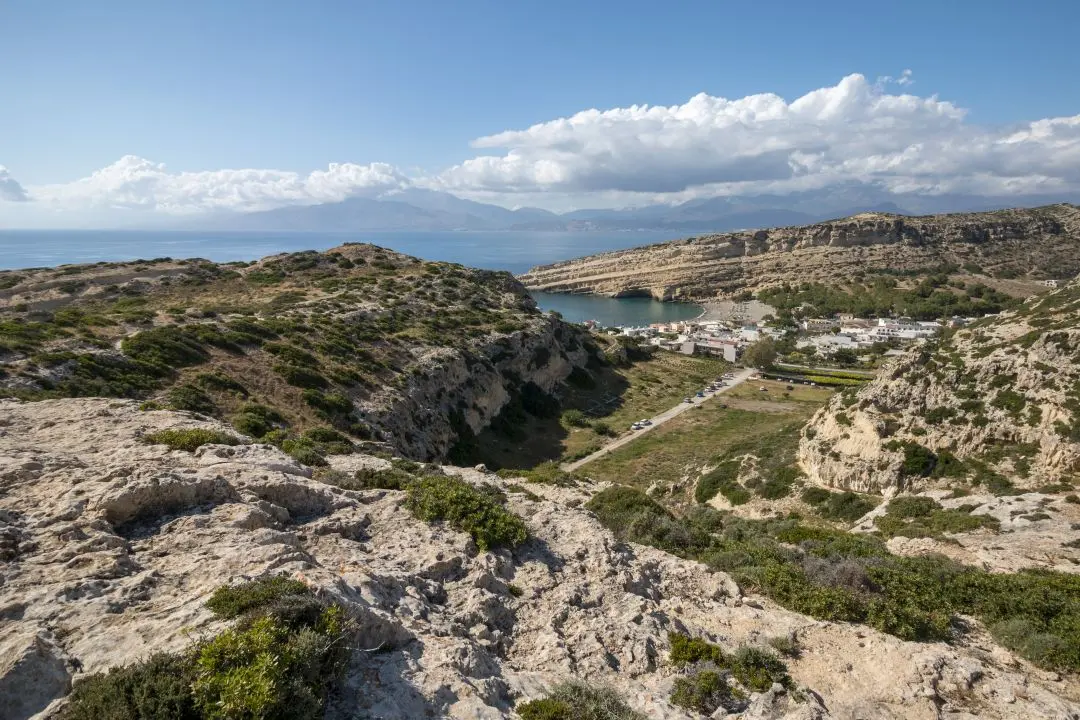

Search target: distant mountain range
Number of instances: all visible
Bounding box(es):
[184,186,1080,234]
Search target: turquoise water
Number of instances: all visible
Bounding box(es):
[531,291,702,326]
[0,229,698,326]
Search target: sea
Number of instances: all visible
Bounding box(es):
[0,229,703,325]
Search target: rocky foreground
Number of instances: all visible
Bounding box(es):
[517,204,1080,300]
[3,399,1079,719]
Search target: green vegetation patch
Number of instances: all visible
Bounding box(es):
[696,460,749,505]
[587,486,1080,670]
[406,475,528,551]
[874,496,999,539]
[143,428,242,452]
[801,487,878,522]
[61,576,353,720]
[517,682,646,720]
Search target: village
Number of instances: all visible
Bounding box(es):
[585,298,964,364]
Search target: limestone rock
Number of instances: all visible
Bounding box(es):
[1,399,1078,719]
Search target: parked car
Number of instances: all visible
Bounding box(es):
[696,391,705,398]
[641,419,652,426]
[684,397,694,403]
[631,423,643,430]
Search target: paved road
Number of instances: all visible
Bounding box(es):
[562,368,757,472]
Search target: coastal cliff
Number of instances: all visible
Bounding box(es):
[518,204,1080,299]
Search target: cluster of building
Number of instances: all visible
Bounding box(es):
[600,311,955,362]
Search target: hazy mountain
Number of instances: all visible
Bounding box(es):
[182,187,1080,234]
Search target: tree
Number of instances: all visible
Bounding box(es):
[742,338,777,369]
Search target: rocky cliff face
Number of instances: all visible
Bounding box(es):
[3,399,1078,719]
[0,245,596,462]
[518,204,1080,299]
[799,277,1080,494]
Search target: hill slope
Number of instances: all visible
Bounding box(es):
[0,245,597,462]
[800,276,1080,494]
[518,204,1080,300]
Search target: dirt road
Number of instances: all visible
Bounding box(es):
[562,368,757,472]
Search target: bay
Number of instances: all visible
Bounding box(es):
[0,229,700,326]
[530,291,701,326]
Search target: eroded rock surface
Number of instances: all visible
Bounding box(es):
[518,204,1080,300]
[2,399,1078,719]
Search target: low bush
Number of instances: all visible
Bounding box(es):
[670,671,744,715]
[205,575,311,619]
[406,475,528,551]
[143,428,241,452]
[562,409,589,427]
[874,496,999,539]
[696,460,749,505]
[232,403,285,439]
[517,682,646,720]
[167,384,217,415]
[121,326,210,370]
[62,576,352,720]
[804,488,877,522]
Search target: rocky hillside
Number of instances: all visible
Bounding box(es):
[4,399,1080,719]
[0,245,596,462]
[800,276,1080,495]
[518,204,1080,300]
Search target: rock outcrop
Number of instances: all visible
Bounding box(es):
[3,399,1079,719]
[0,244,596,462]
[518,204,1080,299]
[800,277,1080,494]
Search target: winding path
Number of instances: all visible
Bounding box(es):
[563,368,757,471]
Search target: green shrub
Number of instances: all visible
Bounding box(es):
[122,326,209,369]
[807,490,876,523]
[562,409,589,427]
[591,421,616,437]
[406,475,528,551]
[730,646,791,691]
[586,487,710,557]
[670,671,744,715]
[696,460,748,505]
[60,653,198,720]
[194,372,248,396]
[275,364,329,389]
[232,404,284,438]
[167,384,217,414]
[517,682,646,720]
[887,496,940,518]
[143,428,241,452]
[205,575,311,620]
[64,576,352,720]
[766,634,801,658]
[900,443,937,477]
[669,632,725,666]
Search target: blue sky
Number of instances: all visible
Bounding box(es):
[2,0,1080,224]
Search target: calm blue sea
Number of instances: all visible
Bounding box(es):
[0,229,679,275]
[0,229,701,323]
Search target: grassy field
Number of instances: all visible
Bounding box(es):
[475,351,730,469]
[578,378,833,499]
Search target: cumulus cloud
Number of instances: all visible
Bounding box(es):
[30,156,410,214]
[432,73,1080,203]
[10,73,1080,219]
[0,166,29,202]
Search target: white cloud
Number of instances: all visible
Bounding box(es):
[29,156,409,214]
[5,72,1080,221]
[432,73,1080,204]
[0,166,29,202]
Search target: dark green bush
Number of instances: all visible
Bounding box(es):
[121,326,211,370]
[696,460,749,505]
[61,653,198,720]
[406,475,527,551]
[669,632,725,666]
[167,384,217,415]
[900,443,937,477]
[275,364,329,389]
[670,671,743,715]
[232,403,284,438]
[517,682,646,720]
[205,575,311,620]
[143,428,241,452]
